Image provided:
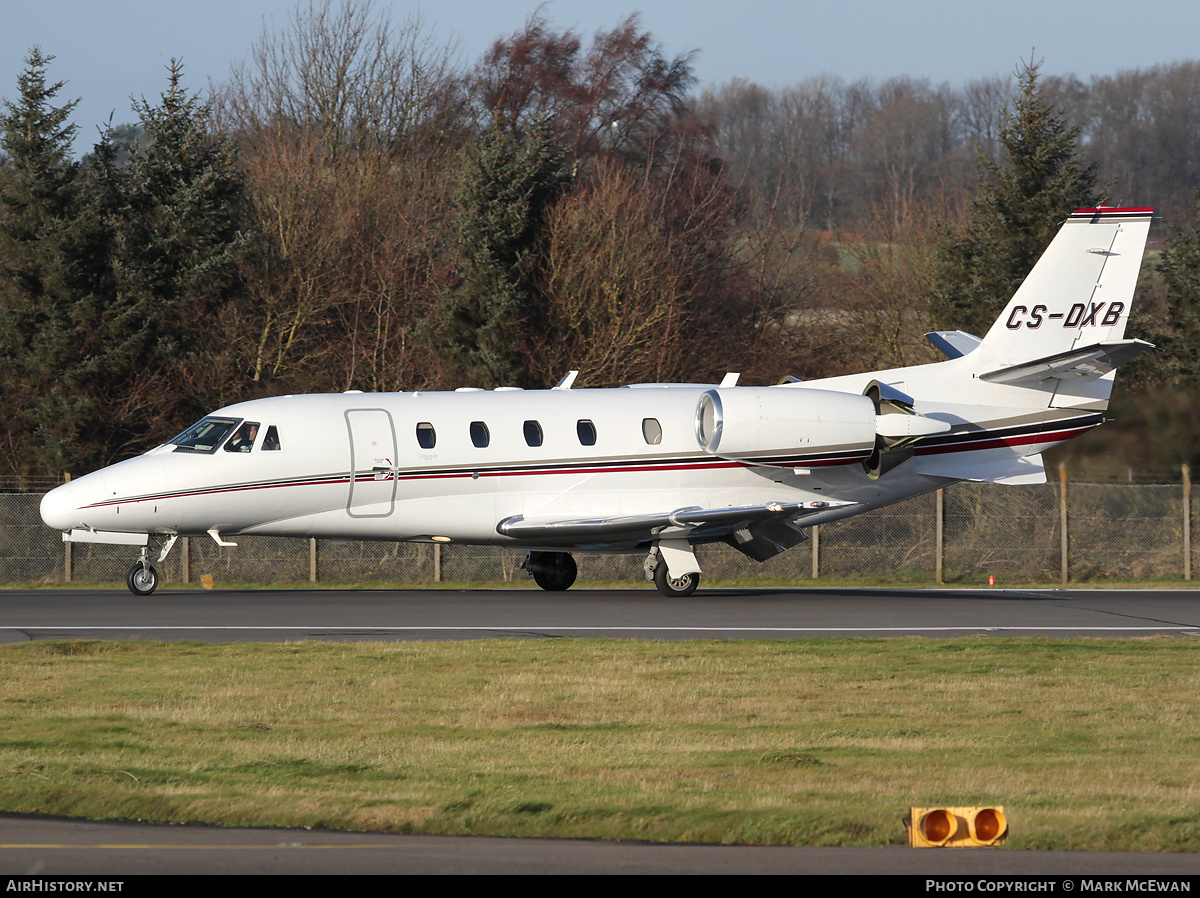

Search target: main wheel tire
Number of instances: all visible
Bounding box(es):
[126,562,159,596]
[653,561,699,597]
[530,552,577,591]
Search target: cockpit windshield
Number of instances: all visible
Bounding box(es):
[170,417,239,453]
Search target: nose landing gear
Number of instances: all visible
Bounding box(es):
[126,560,159,596]
[124,535,177,596]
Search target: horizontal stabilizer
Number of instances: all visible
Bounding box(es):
[926,331,982,360]
[498,499,856,544]
[918,453,1047,485]
[979,339,1154,386]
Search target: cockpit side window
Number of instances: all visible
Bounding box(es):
[171,417,238,454]
[224,421,261,453]
[262,425,281,451]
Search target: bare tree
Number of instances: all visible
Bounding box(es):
[469,12,698,168]
[958,75,1012,165]
[218,0,463,155]
[839,193,964,371]
[522,155,754,387]
[237,133,456,393]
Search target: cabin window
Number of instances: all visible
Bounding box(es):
[262,425,281,451]
[470,421,490,448]
[577,419,597,446]
[170,416,238,454]
[642,418,662,445]
[224,421,261,453]
[523,420,543,447]
[416,422,436,449]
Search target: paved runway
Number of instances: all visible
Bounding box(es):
[1,585,1199,642]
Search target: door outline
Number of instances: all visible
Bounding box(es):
[345,408,397,518]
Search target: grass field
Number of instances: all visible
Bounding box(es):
[1,636,1198,850]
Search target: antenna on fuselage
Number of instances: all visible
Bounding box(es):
[552,370,580,390]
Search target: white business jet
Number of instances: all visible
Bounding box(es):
[41,206,1154,596]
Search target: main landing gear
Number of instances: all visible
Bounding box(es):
[643,545,701,597]
[652,560,700,597]
[524,546,702,597]
[523,551,578,591]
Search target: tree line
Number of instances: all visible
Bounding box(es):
[699,61,1200,230]
[3,1,1200,479]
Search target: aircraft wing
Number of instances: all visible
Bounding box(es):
[496,499,856,546]
[979,339,1154,386]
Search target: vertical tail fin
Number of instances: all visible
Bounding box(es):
[974,207,1153,369]
[969,207,1154,404]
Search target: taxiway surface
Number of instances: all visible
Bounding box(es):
[1,585,1198,643]
[4,813,1200,875]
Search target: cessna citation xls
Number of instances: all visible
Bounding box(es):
[41,206,1154,597]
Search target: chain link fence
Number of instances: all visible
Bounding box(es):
[4,478,1196,586]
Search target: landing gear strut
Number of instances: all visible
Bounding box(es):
[524,551,578,591]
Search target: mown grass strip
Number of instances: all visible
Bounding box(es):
[1,637,1198,849]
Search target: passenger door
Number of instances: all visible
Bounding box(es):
[345,408,397,518]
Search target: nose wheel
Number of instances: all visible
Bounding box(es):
[123,535,177,596]
[126,562,159,596]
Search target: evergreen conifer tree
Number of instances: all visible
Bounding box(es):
[931,60,1103,336]
[437,117,572,388]
[0,48,92,473]
[1153,188,1200,383]
[111,61,252,377]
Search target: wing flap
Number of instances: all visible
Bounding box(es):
[497,499,856,544]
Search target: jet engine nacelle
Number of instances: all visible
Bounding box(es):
[695,386,877,464]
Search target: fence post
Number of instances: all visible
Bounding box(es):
[309,538,319,582]
[1184,464,1192,581]
[1059,462,1069,584]
[434,542,442,581]
[935,488,944,584]
[180,536,190,583]
[811,524,820,578]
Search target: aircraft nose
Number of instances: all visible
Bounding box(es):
[40,481,81,531]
